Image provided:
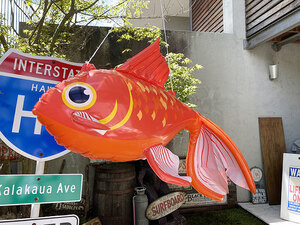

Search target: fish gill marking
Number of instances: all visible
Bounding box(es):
[137,81,145,92]
[127,82,133,91]
[152,111,156,120]
[109,81,133,131]
[170,99,174,106]
[160,97,167,110]
[162,117,166,127]
[99,100,118,124]
[137,110,143,120]
[145,86,150,93]
[73,112,101,124]
[152,88,157,95]
[160,90,168,100]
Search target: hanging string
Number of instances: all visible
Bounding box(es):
[159,0,174,92]
[88,0,133,64]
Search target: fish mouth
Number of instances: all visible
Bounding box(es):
[72,111,109,135]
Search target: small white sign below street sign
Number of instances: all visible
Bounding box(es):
[0,214,79,225]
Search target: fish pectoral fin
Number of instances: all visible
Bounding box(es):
[144,144,192,187]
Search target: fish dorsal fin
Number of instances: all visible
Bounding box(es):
[116,38,169,89]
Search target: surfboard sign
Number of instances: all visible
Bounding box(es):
[146,192,186,220]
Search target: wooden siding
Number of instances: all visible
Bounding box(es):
[271,25,300,42]
[246,0,300,37]
[192,0,223,33]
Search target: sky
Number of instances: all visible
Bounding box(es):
[0,0,124,29]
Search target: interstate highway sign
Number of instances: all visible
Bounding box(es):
[0,214,79,225]
[0,174,82,206]
[0,49,83,161]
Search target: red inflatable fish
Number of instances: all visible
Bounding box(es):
[33,39,255,201]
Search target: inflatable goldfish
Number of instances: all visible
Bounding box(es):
[33,39,255,201]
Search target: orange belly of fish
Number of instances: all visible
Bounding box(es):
[38,113,173,161]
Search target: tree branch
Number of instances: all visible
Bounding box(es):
[9,0,18,35]
[49,0,76,53]
[0,34,9,52]
[14,0,30,19]
[29,0,52,45]
[52,1,67,15]
[28,0,42,20]
[77,0,99,12]
[80,0,127,17]
[82,0,128,27]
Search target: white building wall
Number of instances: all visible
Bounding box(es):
[129,0,190,30]
[0,0,28,34]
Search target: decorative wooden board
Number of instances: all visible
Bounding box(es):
[259,117,286,205]
[146,192,186,220]
[181,192,227,208]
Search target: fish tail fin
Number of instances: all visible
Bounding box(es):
[186,113,256,202]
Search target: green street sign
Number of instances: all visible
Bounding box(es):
[0,174,82,206]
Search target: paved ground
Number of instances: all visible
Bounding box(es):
[238,203,299,225]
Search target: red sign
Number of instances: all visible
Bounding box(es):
[146,192,186,220]
[0,50,82,83]
[0,49,83,161]
[0,141,21,160]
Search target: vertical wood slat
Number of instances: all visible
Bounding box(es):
[247,0,300,37]
[247,0,296,30]
[195,0,222,31]
[193,0,221,27]
[246,0,300,37]
[200,9,223,32]
[258,117,286,205]
[246,0,264,12]
[194,0,222,31]
[246,0,274,19]
[192,0,223,32]
[192,0,213,21]
[192,0,218,27]
[208,16,223,32]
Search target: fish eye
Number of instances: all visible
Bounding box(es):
[62,82,97,110]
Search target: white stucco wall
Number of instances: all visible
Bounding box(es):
[170,31,300,202]
[129,0,190,30]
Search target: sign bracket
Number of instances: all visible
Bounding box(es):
[30,160,45,218]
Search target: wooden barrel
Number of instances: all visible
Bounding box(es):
[93,162,136,225]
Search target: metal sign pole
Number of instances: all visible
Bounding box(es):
[30,160,45,218]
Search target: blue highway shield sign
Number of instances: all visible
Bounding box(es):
[0,49,83,161]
